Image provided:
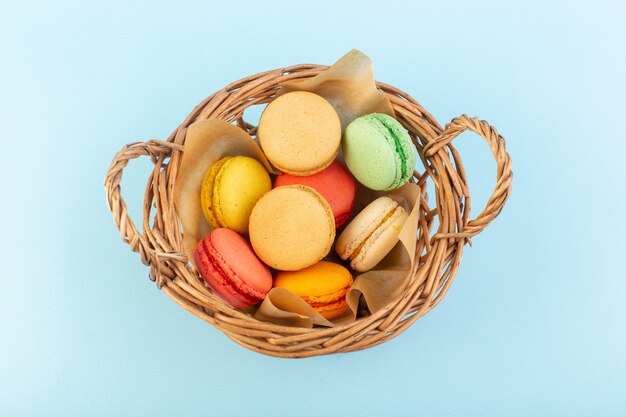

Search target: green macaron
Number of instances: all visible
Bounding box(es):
[342,113,417,191]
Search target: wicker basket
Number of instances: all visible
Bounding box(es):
[104,64,512,358]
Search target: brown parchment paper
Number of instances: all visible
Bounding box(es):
[251,49,422,328]
[253,288,334,328]
[254,183,421,327]
[277,49,395,130]
[345,183,421,319]
[174,119,277,260]
[174,50,421,328]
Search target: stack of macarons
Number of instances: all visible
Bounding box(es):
[193,90,417,320]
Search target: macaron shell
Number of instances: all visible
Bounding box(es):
[343,113,417,191]
[350,205,408,272]
[200,157,229,229]
[316,302,349,319]
[249,185,335,271]
[274,160,356,228]
[210,228,273,294]
[194,242,252,309]
[194,228,272,308]
[304,290,349,319]
[258,91,341,175]
[200,156,271,234]
[336,196,399,260]
[215,156,271,233]
[343,116,397,190]
[273,261,353,319]
[369,113,417,189]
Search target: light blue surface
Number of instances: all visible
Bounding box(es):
[1,1,625,416]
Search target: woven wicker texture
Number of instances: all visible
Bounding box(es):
[104,64,512,358]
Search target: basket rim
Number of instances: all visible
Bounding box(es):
[104,63,512,358]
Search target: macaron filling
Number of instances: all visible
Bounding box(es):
[347,207,399,261]
[210,157,233,229]
[201,157,230,228]
[301,285,350,307]
[368,114,411,189]
[270,148,338,177]
[199,238,266,305]
[301,286,350,318]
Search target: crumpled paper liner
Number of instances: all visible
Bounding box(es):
[345,183,421,316]
[252,49,420,327]
[173,119,277,260]
[277,49,395,130]
[254,183,421,327]
[174,49,421,328]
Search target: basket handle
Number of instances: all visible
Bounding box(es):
[424,115,512,239]
[104,140,183,266]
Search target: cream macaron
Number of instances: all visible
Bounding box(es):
[335,196,408,272]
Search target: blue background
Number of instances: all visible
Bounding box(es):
[2,0,625,415]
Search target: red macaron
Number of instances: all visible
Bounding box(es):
[274,160,356,228]
[194,228,272,308]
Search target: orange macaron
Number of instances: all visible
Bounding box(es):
[273,261,353,319]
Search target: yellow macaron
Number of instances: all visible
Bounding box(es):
[200,156,271,234]
[273,261,353,319]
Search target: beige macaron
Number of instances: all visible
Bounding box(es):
[258,91,341,176]
[335,196,408,272]
[249,185,336,271]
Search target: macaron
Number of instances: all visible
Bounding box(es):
[194,228,272,309]
[336,196,408,272]
[200,156,271,234]
[274,160,356,229]
[258,91,341,176]
[343,113,417,191]
[273,261,353,319]
[249,185,336,271]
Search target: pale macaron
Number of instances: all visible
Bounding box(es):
[343,113,417,191]
[200,156,271,234]
[249,185,336,271]
[335,196,408,272]
[258,91,341,176]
